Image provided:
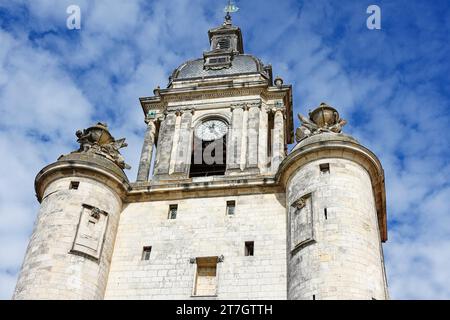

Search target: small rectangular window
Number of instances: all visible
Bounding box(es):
[168,204,178,219]
[142,246,152,261]
[69,181,79,190]
[209,57,228,64]
[245,241,254,256]
[226,201,235,215]
[324,208,328,220]
[319,163,330,173]
[313,294,316,300]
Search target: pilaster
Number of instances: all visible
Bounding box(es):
[136,119,157,182]
[153,112,176,178]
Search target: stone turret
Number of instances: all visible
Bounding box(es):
[13,123,129,300]
[278,103,389,300]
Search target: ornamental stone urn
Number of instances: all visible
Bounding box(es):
[309,103,340,127]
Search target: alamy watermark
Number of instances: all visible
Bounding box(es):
[367,5,381,30]
[66,4,381,31]
[66,5,81,30]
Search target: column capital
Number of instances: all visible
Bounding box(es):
[260,104,270,114]
[164,110,179,117]
[153,113,165,122]
[271,107,284,115]
[174,108,182,116]
[144,117,159,125]
[247,102,261,110]
[230,103,244,111]
[166,107,195,115]
[180,107,195,115]
[231,101,261,111]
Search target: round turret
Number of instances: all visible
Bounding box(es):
[278,104,388,300]
[13,123,130,300]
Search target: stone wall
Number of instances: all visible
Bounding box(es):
[104,193,287,299]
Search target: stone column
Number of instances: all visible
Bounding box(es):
[226,104,244,173]
[258,105,269,173]
[245,103,260,172]
[173,109,194,176]
[153,112,176,177]
[136,119,157,182]
[169,110,182,174]
[271,108,285,173]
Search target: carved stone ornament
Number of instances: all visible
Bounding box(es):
[73,122,131,170]
[70,204,109,260]
[90,207,101,220]
[292,197,307,210]
[295,102,347,142]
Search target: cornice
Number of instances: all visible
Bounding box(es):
[35,160,130,202]
[139,83,292,115]
[127,175,282,202]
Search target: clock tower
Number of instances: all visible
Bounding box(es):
[136,13,292,183]
[14,12,389,300]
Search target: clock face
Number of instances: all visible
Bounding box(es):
[195,119,228,141]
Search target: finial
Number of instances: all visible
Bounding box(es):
[223,0,239,25]
[295,103,347,142]
[274,76,284,88]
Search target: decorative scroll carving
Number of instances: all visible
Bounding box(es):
[295,102,347,142]
[73,122,131,169]
[70,204,109,260]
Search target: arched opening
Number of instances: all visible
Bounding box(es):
[189,138,227,178]
[189,118,228,178]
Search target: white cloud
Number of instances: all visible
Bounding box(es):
[0,12,93,299]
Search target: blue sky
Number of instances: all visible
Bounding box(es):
[0,0,449,299]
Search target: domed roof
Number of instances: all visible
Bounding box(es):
[168,17,273,84]
[171,54,269,81]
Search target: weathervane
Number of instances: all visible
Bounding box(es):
[224,0,239,24]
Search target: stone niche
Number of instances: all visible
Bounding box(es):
[290,193,314,252]
[70,204,109,260]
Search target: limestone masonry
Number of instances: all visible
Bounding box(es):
[13,15,389,300]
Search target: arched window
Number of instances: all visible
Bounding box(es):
[190,119,228,178]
